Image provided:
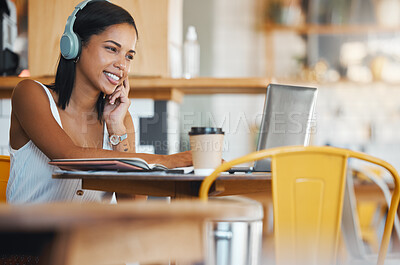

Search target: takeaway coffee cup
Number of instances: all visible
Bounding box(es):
[189,127,224,175]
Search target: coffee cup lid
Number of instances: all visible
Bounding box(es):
[189,127,224,135]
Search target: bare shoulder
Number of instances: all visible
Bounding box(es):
[10,79,60,151]
[12,79,47,100]
[12,79,54,110]
[9,79,76,158]
[11,79,57,128]
[14,79,42,92]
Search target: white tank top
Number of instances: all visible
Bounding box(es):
[7,81,112,204]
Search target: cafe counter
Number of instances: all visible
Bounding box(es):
[0,76,271,101]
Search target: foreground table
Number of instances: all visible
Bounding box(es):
[0,200,258,265]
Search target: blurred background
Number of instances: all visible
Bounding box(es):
[180,0,400,171]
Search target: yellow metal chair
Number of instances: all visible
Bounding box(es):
[341,165,400,264]
[199,146,400,265]
[0,155,10,203]
[351,166,400,253]
[357,202,381,252]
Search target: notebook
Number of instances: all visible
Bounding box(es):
[50,158,194,174]
[228,83,318,173]
[49,157,168,171]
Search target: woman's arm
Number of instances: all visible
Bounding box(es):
[103,77,136,153]
[11,79,191,168]
[108,112,135,153]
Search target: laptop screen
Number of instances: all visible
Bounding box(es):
[253,84,318,172]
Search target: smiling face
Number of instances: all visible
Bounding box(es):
[75,23,137,95]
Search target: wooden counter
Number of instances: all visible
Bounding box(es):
[0,76,270,102]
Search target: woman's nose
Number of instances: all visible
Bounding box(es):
[114,58,126,70]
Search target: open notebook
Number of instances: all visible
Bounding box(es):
[50,158,168,172]
[50,158,194,174]
[228,83,318,173]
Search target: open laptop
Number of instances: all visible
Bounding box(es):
[228,83,318,173]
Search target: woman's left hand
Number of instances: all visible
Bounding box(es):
[103,78,131,133]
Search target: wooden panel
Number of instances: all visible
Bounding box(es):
[264,23,400,34]
[116,0,168,77]
[0,90,11,99]
[214,179,270,196]
[66,220,204,264]
[82,179,176,197]
[354,183,387,203]
[28,0,181,77]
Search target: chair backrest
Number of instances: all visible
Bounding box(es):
[341,170,369,260]
[0,155,10,203]
[342,164,400,261]
[272,147,347,265]
[199,146,400,265]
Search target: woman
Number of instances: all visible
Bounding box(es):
[7,0,192,203]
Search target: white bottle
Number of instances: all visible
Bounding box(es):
[183,26,200,79]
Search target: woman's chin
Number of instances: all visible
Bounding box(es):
[101,85,117,96]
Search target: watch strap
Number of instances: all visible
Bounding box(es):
[120,133,128,142]
[109,133,128,145]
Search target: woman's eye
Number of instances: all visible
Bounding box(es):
[126,54,134,60]
[106,46,117,52]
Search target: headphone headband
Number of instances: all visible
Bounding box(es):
[60,0,109,60]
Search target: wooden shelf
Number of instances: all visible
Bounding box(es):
[0,76,271,102]
[263,23,400,34]
[253,77,400,87]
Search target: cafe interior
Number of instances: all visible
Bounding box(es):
[1,0,400,264]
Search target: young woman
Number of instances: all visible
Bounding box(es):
[7,0,192,203]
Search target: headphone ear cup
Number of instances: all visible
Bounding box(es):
[60,30,81,60]
[61,0,107,60]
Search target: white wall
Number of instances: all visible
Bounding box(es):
[314,83,400,171]
[181,0,267,161]
[0,99,11,155]
[212,0,264,77]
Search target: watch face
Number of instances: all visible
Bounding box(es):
[109,134,119,145]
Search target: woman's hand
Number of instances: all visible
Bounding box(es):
[162,151,193,169]
[103,78,131,134]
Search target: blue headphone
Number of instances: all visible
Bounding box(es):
[60,0,109,60]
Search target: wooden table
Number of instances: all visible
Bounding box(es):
[52,170,387,201]
[0,200,259,265]
[53,171,271,199]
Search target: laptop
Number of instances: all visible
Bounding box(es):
[228,83,318,173]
